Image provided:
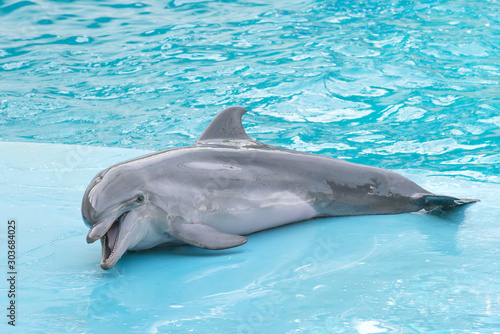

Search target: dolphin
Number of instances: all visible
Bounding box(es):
[82,107,478,269]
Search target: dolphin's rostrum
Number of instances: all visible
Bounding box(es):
[82,107,478,269]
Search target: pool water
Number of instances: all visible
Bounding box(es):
[1,0,499,333]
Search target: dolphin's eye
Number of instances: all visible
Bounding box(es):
[136,194,145,203]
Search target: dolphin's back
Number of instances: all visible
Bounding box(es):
[138,145,435,224]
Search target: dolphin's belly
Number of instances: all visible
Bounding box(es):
[129,229,178,251]
[192,191,318,235]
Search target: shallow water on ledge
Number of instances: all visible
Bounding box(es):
[1,141,499,333]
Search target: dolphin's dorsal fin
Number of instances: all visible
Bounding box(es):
[196,106,253,144]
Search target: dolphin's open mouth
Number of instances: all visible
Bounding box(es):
[100,212,126,269]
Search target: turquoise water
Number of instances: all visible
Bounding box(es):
[1,0,499,333]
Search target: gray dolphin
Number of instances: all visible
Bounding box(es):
[82,107,478,269]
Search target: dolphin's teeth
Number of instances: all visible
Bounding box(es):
[99,212,128,269]
[100,218,121,268]
[107,222,119,252]
[109,221,120,257]
[101,234,109,263]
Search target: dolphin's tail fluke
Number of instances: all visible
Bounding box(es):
[413,194,479,211]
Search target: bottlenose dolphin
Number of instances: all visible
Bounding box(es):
[82,107,478,269]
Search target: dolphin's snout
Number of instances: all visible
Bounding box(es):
[86,215,119,244]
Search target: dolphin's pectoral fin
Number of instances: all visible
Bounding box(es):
[168,221,248,250]
[413,194,479,211]
[196,106,254,144]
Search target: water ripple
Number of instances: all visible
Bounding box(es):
[0,0,499,181]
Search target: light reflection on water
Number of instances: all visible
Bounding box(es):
[1,0,499,180]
